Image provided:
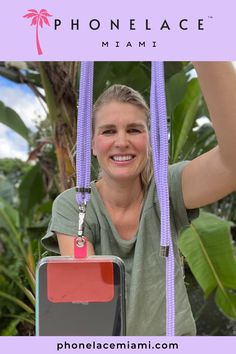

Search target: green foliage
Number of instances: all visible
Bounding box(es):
[0,175,16,205]
[0,318,21,336]
[38,64,60,124]
[93,62,150,102]
[93,62,184,105]
[164,62,185,80]
[179,211,236,319]
[170,78,202,162]
[166,70,188,114]
[0,202,36,334]
[0,159,51,335]
[0,197,19,237]
[0,101,30,142]
[18,164,45,220]
[0,158,29,177]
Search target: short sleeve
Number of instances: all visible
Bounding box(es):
[169,161,199,234]
[41,188,94,253]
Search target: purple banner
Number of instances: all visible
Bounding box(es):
[0,0,236,60]
[0,336,235,354]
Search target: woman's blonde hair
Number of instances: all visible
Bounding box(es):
[93,84,153,187]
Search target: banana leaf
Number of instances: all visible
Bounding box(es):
[0,101,30,142]
[170,78,201,163]
[179,211,236,319]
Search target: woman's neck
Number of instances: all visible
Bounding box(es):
[96,176,144,211]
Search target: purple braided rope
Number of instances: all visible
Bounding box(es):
[150,62,175,336]
[76,61,175,336]
[76,62,94,205]
[76,64,87,191]
[84,63,93,201]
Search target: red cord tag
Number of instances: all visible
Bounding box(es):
[74,236,88,258]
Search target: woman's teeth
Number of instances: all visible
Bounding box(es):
[112,155,134,161]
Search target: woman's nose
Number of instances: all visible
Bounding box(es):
[114,131,129,147]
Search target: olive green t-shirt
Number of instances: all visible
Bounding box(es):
[42,161,199,336]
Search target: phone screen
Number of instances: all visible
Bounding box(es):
[36,258,126,336]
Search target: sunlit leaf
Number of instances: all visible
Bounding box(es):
[0,101,30,142]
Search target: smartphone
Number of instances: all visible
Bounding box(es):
[36,256,126,336]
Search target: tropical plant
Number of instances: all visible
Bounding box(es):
[0,195,36,335]
[23,9,52,56]
[0,162,52,335]
[0,61,79,191]
[179,211,236,320]
[165,63,236,327]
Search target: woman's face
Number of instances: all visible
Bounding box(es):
[92,101,149,184]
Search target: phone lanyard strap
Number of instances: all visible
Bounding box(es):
[75,62,94,206]
[150,62,175,336]
[74,62,94,259]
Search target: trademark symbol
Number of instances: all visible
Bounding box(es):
[208,16,213,19]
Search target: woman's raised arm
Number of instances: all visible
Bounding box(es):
[182,62,236,209]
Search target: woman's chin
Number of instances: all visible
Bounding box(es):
[105,172,141,184]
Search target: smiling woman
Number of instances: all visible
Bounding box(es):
[42,83,199,336]
[41,63,236,336]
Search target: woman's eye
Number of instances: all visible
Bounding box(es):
[128,128,141,134]
[102,129,116,135]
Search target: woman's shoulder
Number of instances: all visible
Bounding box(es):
[145,161,189,209]
[52,187,77,211]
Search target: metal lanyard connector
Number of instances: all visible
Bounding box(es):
[74,203,88,258]
[78,203,86,237]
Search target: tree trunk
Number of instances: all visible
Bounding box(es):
[39,62,79,191]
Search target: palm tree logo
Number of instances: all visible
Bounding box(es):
[23,9,52,55]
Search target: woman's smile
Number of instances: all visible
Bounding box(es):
[110,154,135,164]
